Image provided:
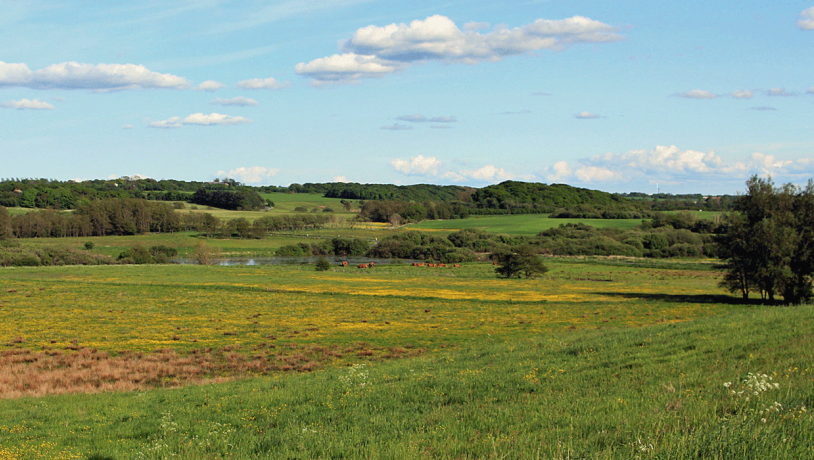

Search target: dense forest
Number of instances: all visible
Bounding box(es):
[0,178,732,216]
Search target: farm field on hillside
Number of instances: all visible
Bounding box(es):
[410,214,643,235]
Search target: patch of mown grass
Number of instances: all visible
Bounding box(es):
[0,303,810,459]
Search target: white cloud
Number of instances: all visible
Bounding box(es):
[237,77,290,90]
[594,145,723,174]
[295,53,401,85]
[333,176,349,182]
[809,86,814,94]
[390,155,442,175]
[215,166,279,184]
[677,89,718,99]
[212,97,259,106]
[147,116,184,128]
[575,111,599,119]
[380,123,412,130]
[563,144,814,187]
[148,113,252,128]
[575,166,618,182]
[181,113,252,126]
[121,124,135,129]
[297,14,622,84]
[194,80,226,91]
[731,89,754,99]
[767,87,795,97]
[546,161,571,182]
[0,61,190,90]
[798,7,814,30]
[466,165,515,181]
[751,152,792,173]
[1,98,54,110]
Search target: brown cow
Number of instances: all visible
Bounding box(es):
[437,263,446,268]
[453,264,460,268]
[358,263,368,269]
[341,261,348,267]
[427,263,436,268]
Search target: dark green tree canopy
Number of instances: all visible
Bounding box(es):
[494,245,548,279]
[716,176,814,304]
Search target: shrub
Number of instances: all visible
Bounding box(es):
[84,241,95,250]
[314,257,332,271]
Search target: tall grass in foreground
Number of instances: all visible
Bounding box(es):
[0,304,810,459]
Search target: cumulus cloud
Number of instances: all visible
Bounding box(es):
[575,166,619,182]
[767,87,795,97]
[212,97,259,106]
[465,165,516,181]
[194,80,226,91]
[798,7,814,30]
[148,112,252,128]
[592,145,724,174]
[295,53,402,85]
[390,155,442,175]
[546,161,571,182]
[296,14,623,84]
[237,77,290,90]
[575,111,599,119]
[677,89,718,99]
[565,144,814,188]
[333,176,349,182]
[731,90,754,99]
[121,124,135,129]
[1,98,54,110]
[215,166,279,184]
[0,61,190,90]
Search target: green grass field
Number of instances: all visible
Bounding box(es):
[409,214,644,235]
[0,260,811,459]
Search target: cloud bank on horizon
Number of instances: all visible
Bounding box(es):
[1,2,813,194]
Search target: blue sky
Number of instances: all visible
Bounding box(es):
[1,1,813,194]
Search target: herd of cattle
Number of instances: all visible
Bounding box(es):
[339,261,461,269]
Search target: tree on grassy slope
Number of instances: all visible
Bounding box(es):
[717,176,814,304]
[495,245,548,279]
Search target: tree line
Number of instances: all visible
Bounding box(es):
[716,176,814,304]
[0,200,334,239]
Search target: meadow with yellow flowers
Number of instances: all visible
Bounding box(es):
[0,259,811,459]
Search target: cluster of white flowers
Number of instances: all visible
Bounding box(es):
[339,363,370,388]
[636,437,655,453]
[724,372,779,401]
[759,401,784,423]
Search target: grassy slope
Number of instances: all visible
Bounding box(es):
[409,214,643,235]
[0,262,811,458]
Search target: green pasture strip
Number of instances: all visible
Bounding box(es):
[0,303,810,459]
[0,261,733,355]
[259,192,355,212]
[664,210,724,220]
[410,214,643,235]
[12,233,368,259]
